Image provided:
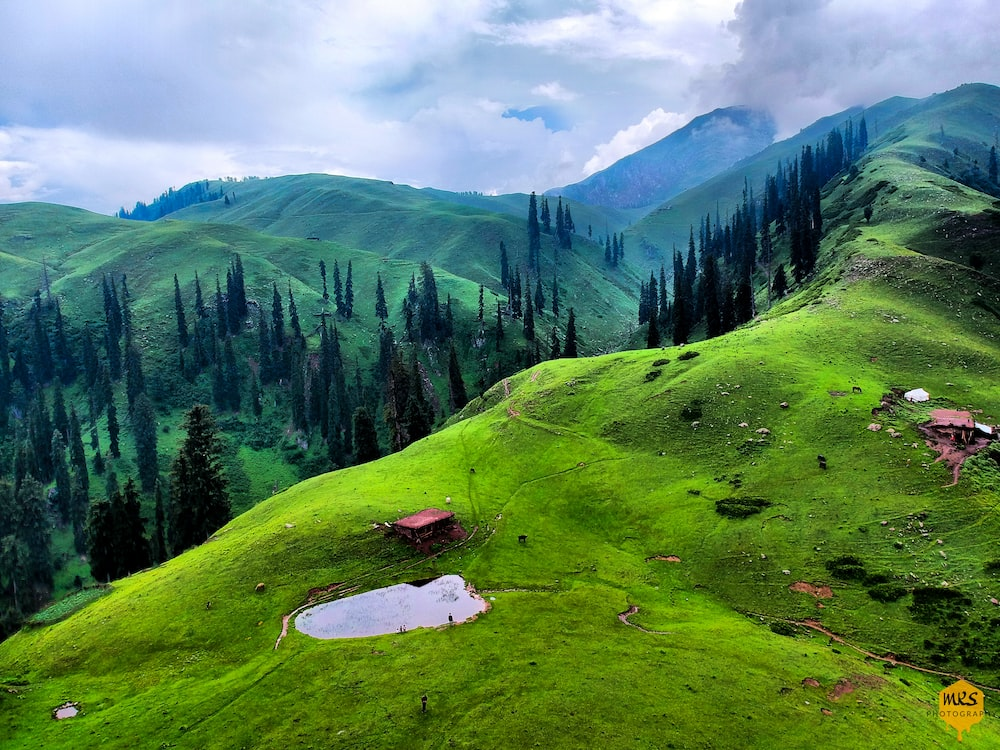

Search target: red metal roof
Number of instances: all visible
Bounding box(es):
[393,508,455,530]
[930,409,974,429]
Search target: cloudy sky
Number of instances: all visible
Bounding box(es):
[1,0,997,214]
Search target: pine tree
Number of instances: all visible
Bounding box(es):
[418,261,441,342]
[124,342,145,412]
[672,250,689,345]
[107,398,121,459]
[271,283,285,349]
[51,431,72,523]
[288,284,302,343]
[194,272,206,320]
[174,274,190,348]
[151,481,168,563]
[523,285,535,341]
[701,255,722,339]
[31,293,55,385]
[551,275,560,318]
[215,276,228,338]
[352,407,380,464]
[646,315,660,349]
[80,322,98,390]
[53,301,76,384]
[527,192,541,274]
[499,241,510,289]
[52,378,69,441]
[375,273,388,322]
[772,264,788,298]
[990,145,998,185]
[534,277,545,317]
[86,496,118,582]
[226,269,240,336]
[447,343,468,411]
[168,405,230,554]
[495,301,504,351]
[67,406,88,493]
[540,196,551,233]
[478,285,484,322]
[549,327,560,359]
[555,197,565,247]
[333,260,344,316]
[118,478,151,575]
[319,260,329,301]
[131,393,159,493]
[256,308,274,384]
[345,260,354,319]
[562,308,578,358]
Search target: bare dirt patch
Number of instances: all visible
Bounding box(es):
[802,678,821,688]
[917,423,989,486]
[789,581,833,599]
[646,555,681,563]
[827,678,856,701]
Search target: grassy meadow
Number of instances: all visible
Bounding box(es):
[4,83,1000,748]
[3,230,1000,746]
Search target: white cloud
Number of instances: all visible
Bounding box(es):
[531,81,578,102]
[1,1,998,212]
[583,108,691,175]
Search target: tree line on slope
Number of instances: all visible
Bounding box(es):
[638,115,870,348]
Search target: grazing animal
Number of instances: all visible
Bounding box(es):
[518,534,528,544]
[255,582,266,592]
[205,601,212,610]
[817,455,827,470]
[852,386,863,394]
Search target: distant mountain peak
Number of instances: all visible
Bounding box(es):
[550,106,776,212]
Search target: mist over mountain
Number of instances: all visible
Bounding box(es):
[549,106,776,212]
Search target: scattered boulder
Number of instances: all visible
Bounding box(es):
[867,423,882,432]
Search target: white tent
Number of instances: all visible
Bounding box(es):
[904,388,930,402]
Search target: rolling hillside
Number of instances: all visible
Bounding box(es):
[626,84,1000,272]
[166,173,641,333]
[4,84,1000,746]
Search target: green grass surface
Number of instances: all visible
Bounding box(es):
[5,83,1000,748]
[4,237,1000,746]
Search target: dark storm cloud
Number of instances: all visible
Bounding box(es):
[700,0,1000,134]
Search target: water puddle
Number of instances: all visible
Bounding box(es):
[295,575,486,639]
[53,702,79,719]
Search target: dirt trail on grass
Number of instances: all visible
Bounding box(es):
[617,605,674,635]
[750,613,1000,693]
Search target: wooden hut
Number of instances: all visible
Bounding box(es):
[929,409,975,444]
[392,509,455,543]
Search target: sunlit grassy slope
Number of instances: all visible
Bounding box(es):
[629,83,1000,272]
[4,206,1000,747]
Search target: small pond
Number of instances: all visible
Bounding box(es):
[53,702,79,719]
[295,575,487,639]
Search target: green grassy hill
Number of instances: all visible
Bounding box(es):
[4,173,1000,746]
[5,83,1000,748]
[627,83,1000,272]
[168,174,641,337]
